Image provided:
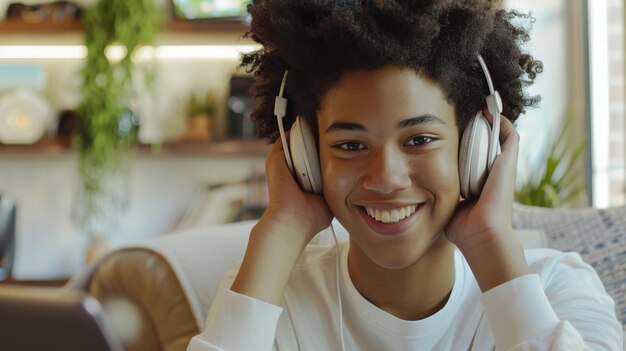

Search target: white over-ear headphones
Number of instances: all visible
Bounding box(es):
[274,54,502,198]
[274,71,323,194]
[459,54,502,199]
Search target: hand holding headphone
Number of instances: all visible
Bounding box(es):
[274,71,324,194]
[274,54,502,199]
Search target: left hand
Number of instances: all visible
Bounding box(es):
[445,110,529,291]
[445,110,519,250]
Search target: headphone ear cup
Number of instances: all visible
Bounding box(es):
[289,116,323,194]
[459,111,491,199]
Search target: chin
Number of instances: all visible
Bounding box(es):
[372,240,434,269]
[349,220,451,269]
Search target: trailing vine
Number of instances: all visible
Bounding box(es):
[77,0,162,239]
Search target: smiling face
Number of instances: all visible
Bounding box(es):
[318,66,460,269]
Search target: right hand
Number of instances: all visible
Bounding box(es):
[259,139,333,243]
[230,140,332,305]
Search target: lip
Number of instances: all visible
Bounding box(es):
[357,203,423,236]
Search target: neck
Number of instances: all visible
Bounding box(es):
[347,234,456,320]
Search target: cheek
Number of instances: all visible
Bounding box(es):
[321,154,369,221]
[412,147,460,196]
[321,160,356,205]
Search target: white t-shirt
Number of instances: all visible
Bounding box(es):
[188,242,622,350]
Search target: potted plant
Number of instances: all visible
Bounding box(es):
[515,106,586,208]
[75,0,162,254]
[181,91,217,141]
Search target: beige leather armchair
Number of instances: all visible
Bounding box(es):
[80,219,255,351]
[87,249,199,351]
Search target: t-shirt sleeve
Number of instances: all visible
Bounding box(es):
[188,288,283,351]
[480,251,623,350]
[187,263,284,351]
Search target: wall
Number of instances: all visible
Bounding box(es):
[1,153,263,280]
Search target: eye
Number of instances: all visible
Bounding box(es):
[335,142,366,151]
[406,135,435,146]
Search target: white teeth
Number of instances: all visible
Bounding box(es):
[381,211,390,223]
[390,210,399,222]
[364,205,417,223]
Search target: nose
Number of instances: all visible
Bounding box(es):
[362,146,411,195]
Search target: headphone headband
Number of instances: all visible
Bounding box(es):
[476,53,502,169]
[275,70,295,174]
[476,54,494,95]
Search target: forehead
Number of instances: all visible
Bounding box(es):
[318,66,457,127]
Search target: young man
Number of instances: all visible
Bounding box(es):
[189,1,622,350]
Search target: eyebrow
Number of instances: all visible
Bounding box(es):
[398,114,446,128]
[324,114,445,134]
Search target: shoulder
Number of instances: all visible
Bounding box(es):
[293,243,343,270]
[524,247,590,273]
[524,248,595,280]
[221,242,343,287]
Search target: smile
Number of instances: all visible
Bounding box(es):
[364,205,418,224]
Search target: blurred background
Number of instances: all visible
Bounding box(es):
[0,0,623,283]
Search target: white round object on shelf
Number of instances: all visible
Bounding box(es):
[0,87,53,145]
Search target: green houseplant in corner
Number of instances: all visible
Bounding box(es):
[76,0,162,254]
[515,107,586,208]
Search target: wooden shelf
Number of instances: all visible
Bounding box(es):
[0,18,248,34]
[139,139,270,157]
[0,139,270,157]
[165,19,249,33]
[0,139,71,155]
[0,19,82,33]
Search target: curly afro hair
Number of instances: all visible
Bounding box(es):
[240,0,542,142]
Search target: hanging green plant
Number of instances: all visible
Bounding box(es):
[77,0,162,240]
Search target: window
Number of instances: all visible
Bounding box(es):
[507,0,626,208]
[589,0,626,207]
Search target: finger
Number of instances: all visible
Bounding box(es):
[266,139,299,192]
[498,115,519,153]
[482,107,492,120]
[481,108,518,153]
[267,137,292,175]
[481,116,519,205]
[482,107,519,168]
